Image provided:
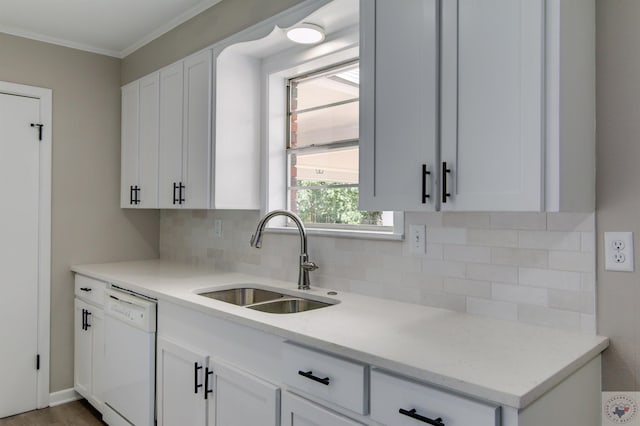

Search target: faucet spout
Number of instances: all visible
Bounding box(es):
[249,210,318,290]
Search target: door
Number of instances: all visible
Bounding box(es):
[159,62,184,208]
[210,360,279,426]
[157,337,208,426]
[440,0,544,210]
[281,392,363,426]
[121,81,140,207]
[0,92,40,418]
[359,0,439,212]
[138,73,159,208]
[74,299,93,399]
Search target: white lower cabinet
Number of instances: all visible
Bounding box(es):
[156,335,280,426]
[73,275,106,413]
[281,392,364,426]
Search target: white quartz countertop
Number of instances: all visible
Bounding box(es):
[72,259,608,409]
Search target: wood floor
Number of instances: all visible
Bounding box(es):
[0,400,105,426]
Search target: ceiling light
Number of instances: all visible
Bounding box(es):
[286,23,325,44]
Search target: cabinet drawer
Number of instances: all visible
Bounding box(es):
[75,275,107,307]
[282,342,368,415]
[370,369,500,426]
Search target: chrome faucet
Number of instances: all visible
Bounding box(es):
[250,210,318,290]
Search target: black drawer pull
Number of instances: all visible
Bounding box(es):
[204,367,214,399]
[399,408,444,426]
[80,287,92,292]
[194,362,203,394]
[298,370,330,386]
[442,162,451,203]
[422,164,431,203]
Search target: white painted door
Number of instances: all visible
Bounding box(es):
[281,392,363,426]
[0,92,40,418]
[159,62,185,208]
[74,299,92,400]
[182,50,211,209]
[138,73,159,208]
[440,0,544,211]
[209,360,279,426]
[121,81,140,207]
[156,337,208,426]
[358,0,439,212]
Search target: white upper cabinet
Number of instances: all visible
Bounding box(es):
[121,74,159,208]
[440,0,544,211]
[359,0,595,212]
[158,50,212,209]
[359,0,439,212]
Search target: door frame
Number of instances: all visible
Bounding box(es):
[0,81,52,408]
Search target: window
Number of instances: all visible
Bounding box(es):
[286,61,393,231]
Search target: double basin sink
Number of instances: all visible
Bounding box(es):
[197,286,338,314]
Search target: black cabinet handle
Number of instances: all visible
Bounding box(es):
[178,182,185,205]
[399,408,445,426]
[441,162,451,203]
[173,182,178,205]
[204,367,213,400]
[133,185,141,205]
[194,362,203,394]
[298,370,330,386]
[422,164,431,204]
[85,311,91,329]
[129,185,135,205]
[81,308,86,331]
[80,287,92,292]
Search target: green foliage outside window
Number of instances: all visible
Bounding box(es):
[294,180,382,226]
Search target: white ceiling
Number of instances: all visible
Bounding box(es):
[0,0,223,58]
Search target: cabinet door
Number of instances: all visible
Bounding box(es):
[121,81,139,208]
[210,360,279,426]
[157,337,208,426]
[74,299,92,399]
[138,73,159,208]
[440,0,544,211]
[359,0,439,212]
[281,392,364,426]
[182,50,212,209]
[88,305,104,411]
[159,62,185,208]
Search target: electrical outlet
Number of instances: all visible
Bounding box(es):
[214,219,223,238]
[605,232,634,272]
[409,224,426,255]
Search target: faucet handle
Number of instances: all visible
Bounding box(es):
[302,261,319,272]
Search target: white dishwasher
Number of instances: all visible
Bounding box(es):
[102,287,156,426]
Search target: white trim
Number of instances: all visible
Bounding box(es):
[0,81,52,410]
[49,389,81,407]
[120,0,224,58]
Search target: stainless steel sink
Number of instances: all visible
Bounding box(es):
[198,287,285,306]
[247,298,333,314]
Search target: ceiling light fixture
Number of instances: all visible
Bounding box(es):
[286,23,325,44]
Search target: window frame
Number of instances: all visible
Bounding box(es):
[261,26,404,240]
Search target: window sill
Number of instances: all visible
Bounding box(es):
[265,226,404,241]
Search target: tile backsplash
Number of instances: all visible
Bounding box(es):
[160,210,596,334]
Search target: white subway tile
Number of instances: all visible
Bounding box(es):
[404,211,443,227]
[382,285,422,304]
[581,232,595,253]
[443,245,491,263]
[548,251,595,273]
[402,272,443,291]
[580,314,597,335]
[518,268,582,291]
[518,305,581,331]
[490,247,549,268]
[518,231,581,251]
[491,283,548,306]
[349,279,383,298]
[421,290,467,312]
[467,229,518,247]
[547,212,595,232]
[443,278,491,298]
[548,289,595,314]
[490,212,547,230]
[581,273,595,291]
[467,297,518,321]
[422,259,467,278]
[442,212,491,228]
[426,227,467,244]
[467,263,518,283]
[383,255,422,273]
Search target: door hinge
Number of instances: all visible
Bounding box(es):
[30,123,44,141]
[36,354,40,370]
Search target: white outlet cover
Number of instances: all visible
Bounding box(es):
[409,224,426,255]
[605,232,634,272]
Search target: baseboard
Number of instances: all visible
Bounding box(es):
[49,388,81,407]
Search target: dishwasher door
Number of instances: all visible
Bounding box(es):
[103,290,156,426]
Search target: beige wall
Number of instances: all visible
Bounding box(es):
[0,33,160,392]
[121,0,303,84]
[596,0,640,391]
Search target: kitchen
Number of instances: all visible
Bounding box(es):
[0,0,635,425]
